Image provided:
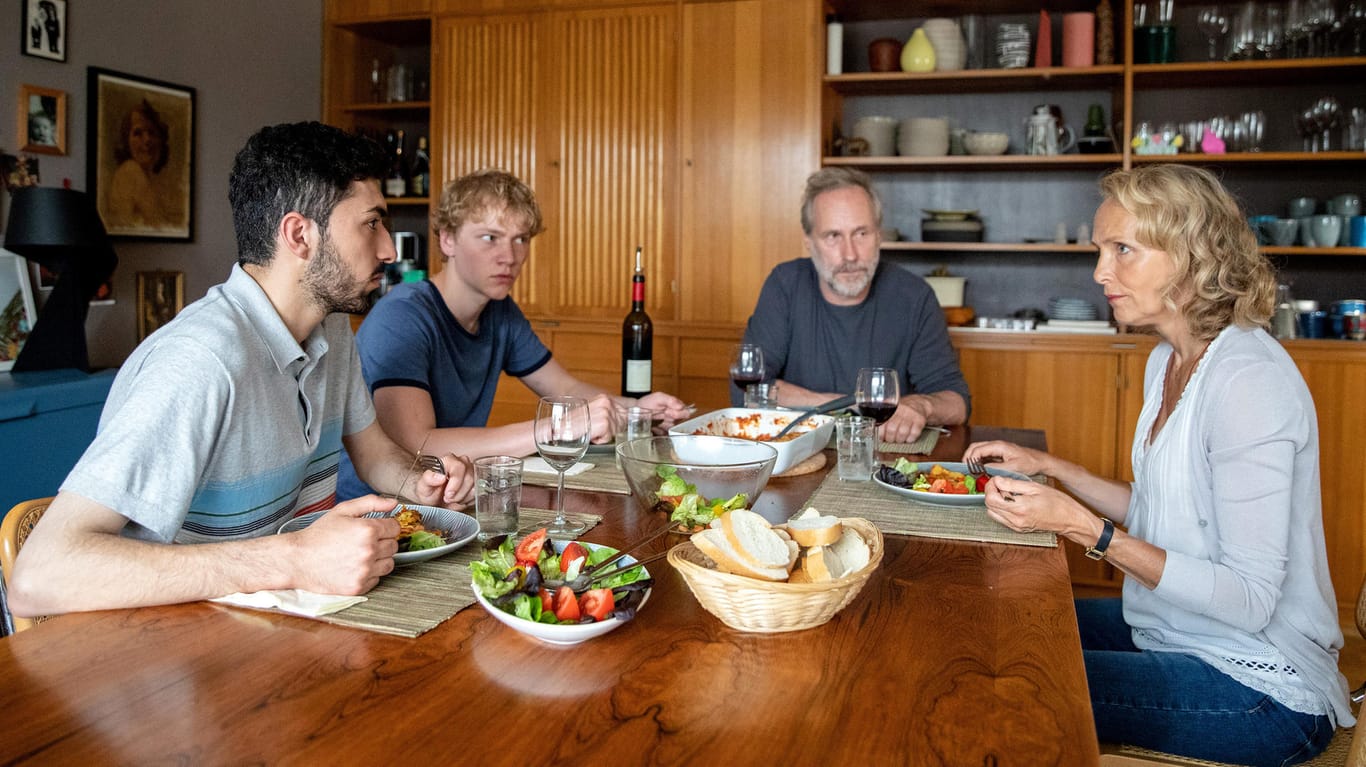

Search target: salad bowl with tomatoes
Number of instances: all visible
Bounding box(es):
[470,528,653,646]
[874,459,1033,507]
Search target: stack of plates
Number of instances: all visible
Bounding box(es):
[921,18,966,71]
[996,23,1031,69]
[922,209,984,242]
[1048,297,1099,320]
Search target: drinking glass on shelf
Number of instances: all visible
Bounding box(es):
[854,367,900,426]
[729,343,766,391]
[534,395,591,538]
[1197,5,1231,59]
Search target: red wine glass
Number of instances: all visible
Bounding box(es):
[729,344,766,390]
[855,367,900,425]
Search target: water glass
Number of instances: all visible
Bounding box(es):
[744,382,778,409]
[615,406,653,466]
[474,455,523,540]
[836,415,876,481]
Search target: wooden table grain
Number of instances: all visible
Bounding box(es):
[0,426,1097,766]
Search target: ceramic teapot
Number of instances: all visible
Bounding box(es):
[1025,107,1076,155]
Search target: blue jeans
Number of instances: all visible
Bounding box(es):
[1077,598,1334,767]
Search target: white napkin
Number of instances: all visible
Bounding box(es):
[522,457,593,476]
[211,589,366,617]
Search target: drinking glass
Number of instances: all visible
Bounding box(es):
[729,344,766,390]
[1197,5,1231,59]
[854,367,900,425]
[534,395,591,538]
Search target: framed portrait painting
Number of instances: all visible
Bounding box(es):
[0,249,39,372]
[88,67,195,241]
[18,84,66,155]
[21,0,66,62]
[136,271,184,342]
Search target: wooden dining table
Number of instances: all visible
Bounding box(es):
[0,426,1098,766]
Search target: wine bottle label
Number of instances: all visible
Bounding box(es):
[624,359,652,393]
[384,178,406,197]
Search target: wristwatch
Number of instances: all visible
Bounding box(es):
[1085,518,1115,561]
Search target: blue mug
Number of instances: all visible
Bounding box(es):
[1352,216,1366,248]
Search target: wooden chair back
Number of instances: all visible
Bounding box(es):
[1,498,53,633]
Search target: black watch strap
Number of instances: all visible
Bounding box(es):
[1085,518,1115,561]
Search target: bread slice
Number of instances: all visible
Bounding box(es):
[691,528,789,581]
[786,513,843,548]
[796,544,845,583]
[718,509,793,573]
[828,525,870,575]
[772,527,800,567]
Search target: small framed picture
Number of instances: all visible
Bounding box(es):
[0,153,40,189]
[88,67,195,241]
[136,270,184,342]
[0,249,39,372]
[21,0,66,62]
[18,84,66,155]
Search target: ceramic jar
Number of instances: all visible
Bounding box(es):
[868,38,902,72]
[901,28,936,72]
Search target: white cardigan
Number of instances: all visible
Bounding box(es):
[1123,324,1354,726]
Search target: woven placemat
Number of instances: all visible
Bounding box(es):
[304,507,600,638]
[879,427,941,455]
[522,456,631,495]
[798,472,1056,548]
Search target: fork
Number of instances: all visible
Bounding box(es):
[964,455,1000,476]
[416,454,446,476]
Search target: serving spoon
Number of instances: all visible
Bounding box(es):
[770,394,856,440]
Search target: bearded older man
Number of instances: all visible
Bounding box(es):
[734,167,969,443]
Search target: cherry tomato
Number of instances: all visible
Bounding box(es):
[514,528,549,566]
[580,588,615,622]
[539,588,553,614]
[560,541,588,573]
[552,586,581,622]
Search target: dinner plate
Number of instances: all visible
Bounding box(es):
[874,461,1032,507]
[277,505,480,565]
[922,208,979,221]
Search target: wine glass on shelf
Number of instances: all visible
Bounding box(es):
[534,395,591,538]
[729,344,766,392]
[1197,6,1231,60]
[854,367,901,426]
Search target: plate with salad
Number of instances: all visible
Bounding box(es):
[873,458,1032,507]
[469,528,653,646]
[277,505,480,565]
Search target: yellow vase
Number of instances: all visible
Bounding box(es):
[901,28,936,72]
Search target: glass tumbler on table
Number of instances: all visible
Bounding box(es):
[534,395,591,538]
[854,367,901,426]
[615,406,653,467]
[836,415,876,481]
[474,455,523,540]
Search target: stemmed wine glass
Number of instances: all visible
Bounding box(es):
[854,367,901,426]
[534,395,591,538]
[1197,6,1231,60]
[729,344,766,391]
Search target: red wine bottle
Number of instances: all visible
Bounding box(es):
[621,246,653,398]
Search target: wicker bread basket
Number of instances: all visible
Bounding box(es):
[667,517,884,633]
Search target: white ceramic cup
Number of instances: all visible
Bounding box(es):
[853,116,898,157]
[1308,214,1343,248]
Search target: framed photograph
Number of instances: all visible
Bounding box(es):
[0,153,39,189]
[88,67,195,241]
[18,84,66,155]
[0,249,39,372]
[21,0,66,62]
[136,271,183,342]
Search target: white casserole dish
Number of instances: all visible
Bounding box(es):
[668,407,836,475]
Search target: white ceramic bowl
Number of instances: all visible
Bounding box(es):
[669,408,834,475]
[471,540,651,646]
[964,131,1010,155]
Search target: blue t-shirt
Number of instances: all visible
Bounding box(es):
[337,280,552,499]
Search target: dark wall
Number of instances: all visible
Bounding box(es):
[1,1,322,369]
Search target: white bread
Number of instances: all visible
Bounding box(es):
[797,545,845,583]
[719,509,793,572]
[691,528,790,581]
[829,525,870,575]
[772,528,800,566]
[786,514,843,548]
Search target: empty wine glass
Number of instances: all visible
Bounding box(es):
[729,343,766,391]
[534,395,591,538]
[854,367,900,426]
[1197,5,1231,59]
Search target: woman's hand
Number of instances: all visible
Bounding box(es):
[962,440,1056,478]
[982,476,1086,536]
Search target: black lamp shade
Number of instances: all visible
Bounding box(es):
[3,187,118,372]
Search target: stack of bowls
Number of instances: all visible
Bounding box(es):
[898,117,951,156]
[1049,297,1098,320]
[996,23,1031,68]
[921,18,967,71]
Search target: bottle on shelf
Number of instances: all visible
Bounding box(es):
[385,129,408,198]
[369,58,383,103]
[620,246,653,398]
[408,136,430,198]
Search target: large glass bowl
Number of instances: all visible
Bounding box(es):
[616,435,778,517]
